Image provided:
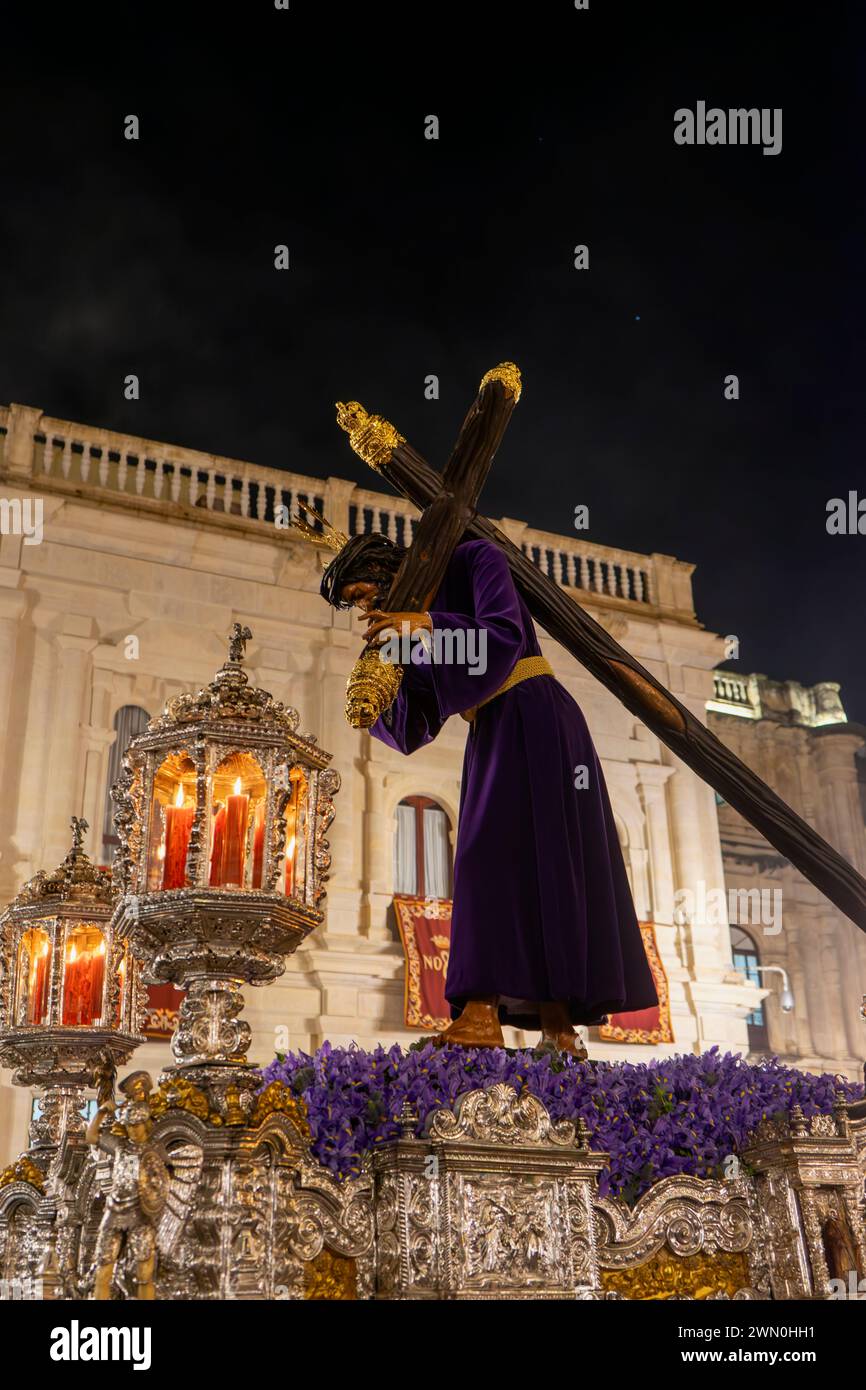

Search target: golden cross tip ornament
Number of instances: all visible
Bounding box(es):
[334,399,405,474]
[479,361,522,403]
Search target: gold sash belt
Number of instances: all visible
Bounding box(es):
[461,656,555,723]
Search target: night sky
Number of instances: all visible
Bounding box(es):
[2,6,864,719]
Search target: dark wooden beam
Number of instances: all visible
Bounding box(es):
[370,440,866,934]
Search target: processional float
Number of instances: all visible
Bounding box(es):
[0,364,863,1301]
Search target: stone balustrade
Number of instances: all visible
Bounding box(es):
[0,402,698,621]
[713,671,756,711]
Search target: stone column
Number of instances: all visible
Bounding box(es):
[322,476,356,543]
[80,728,117,863]
[3,403,42,479]
[363,759,393,943]
[779,916,817,1061]
[42,625,98,867]
[810,729,866,1066]
[634,761,676,924]
[78,666,119,864]
[0,588,28,897]
[650,553,696,619]
[310,633,365,940]
[663,748,730,970]
[663,747,757,1052]
[812,728,866,876]
[7,628,55,890]
[818,910,863,1068]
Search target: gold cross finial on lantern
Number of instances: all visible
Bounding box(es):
[227,623,253,664]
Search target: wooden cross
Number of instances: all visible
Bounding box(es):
[336,362,522,728]
[336,364,866,933]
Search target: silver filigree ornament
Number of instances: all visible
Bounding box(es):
[0,818,143,1169]
[108,624,340,1113]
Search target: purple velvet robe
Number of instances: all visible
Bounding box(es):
[371,538,658,1030]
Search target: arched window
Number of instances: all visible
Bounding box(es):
[730,924,769,1053]
[102,705,150,863]
[394,796,452,900]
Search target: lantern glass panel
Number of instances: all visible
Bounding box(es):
[148,752,196,891]
[283,768,308,899]
[61,923,107,1026]
[14,925,52,1025]
[208,753,267,890]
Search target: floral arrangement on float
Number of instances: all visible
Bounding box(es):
[261,1042,863,1204]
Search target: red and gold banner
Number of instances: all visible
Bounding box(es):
[393,895,452,1031]
[599,921,673,1045]
[143,982,186,1040]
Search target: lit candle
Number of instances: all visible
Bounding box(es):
[252,803,265,889]
[89,938,106,1023]
[209,804,226,886]
[30,939,50,1025]
[163,784,194,890]
[285,834,296,897]
[115,953,126,1026]
[223,777,250,887]
[63,943,81,1025]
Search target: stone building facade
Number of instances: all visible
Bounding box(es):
[709,673,866,1081]
[0,400,862,1163]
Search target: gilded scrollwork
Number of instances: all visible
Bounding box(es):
[426,1082,576,1148]
[595,1176,755,1273]
[313,767,341,905]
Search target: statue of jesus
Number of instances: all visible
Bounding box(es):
[319,529,658,1054]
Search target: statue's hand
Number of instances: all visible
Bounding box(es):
[361,610,432,646]
[85,1101,116,1147]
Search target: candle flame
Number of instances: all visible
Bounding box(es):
[175,784,185,808]
[233,777,242,796]
[287,836,296,858]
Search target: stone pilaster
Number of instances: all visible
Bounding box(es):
[3,404,41,479]
[0,588,29,897]
[634,761,676,924]
[43,626,98,867]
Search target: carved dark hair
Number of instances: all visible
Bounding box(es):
[320,532,406,609]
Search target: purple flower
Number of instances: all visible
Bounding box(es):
[260,1044,861,1202]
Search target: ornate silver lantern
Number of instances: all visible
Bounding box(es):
[109,623,339,1115]
[0,818,143,1167]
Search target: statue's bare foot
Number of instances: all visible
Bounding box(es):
[433,998,504,1049]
